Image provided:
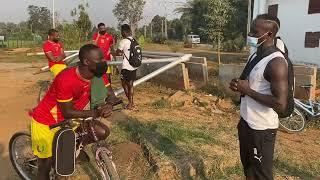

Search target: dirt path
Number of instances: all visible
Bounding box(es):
[0,62,49,179]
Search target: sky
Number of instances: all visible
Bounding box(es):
[0,0,186,27]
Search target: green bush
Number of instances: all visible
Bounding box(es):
[222,36,246,52]
[138,36,145,48]
[166,40,183,53]
[152,35,167,44]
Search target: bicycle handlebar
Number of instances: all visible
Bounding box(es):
[49,99,124,130]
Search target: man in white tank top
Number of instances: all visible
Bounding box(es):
[229,14,288,180]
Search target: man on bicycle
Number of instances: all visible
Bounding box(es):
[31,44,118,180]
[43,29,67,77]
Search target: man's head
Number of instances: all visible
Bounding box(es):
[79,44,108,77]
[98,23,107,35]
[247,14,281,48]
[121,24,132,38]
[48,29,60,43]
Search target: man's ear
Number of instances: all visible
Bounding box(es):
[83,59,90,66]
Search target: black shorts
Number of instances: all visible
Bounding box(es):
[238,118,277,180]
[121,69,136,82]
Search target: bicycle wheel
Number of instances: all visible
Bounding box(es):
[100,152,119,180]
[9,132,37,180]
[38,81,51,103]
[94,146,119,180]
[279,108,306,132]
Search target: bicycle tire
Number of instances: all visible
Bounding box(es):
[38,81,51,103]
[9,132,35,180]
[279,107,306,133]
[100,151,119,180]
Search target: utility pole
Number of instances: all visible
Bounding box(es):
[52,0,55,28]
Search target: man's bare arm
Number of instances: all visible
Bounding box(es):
[45,52,65,62]
[58,101,97,119]
[246,58,288,113]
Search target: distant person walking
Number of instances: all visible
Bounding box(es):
[115,24,139,110]
[43,29,66,77]
[230,14,290,180]
[93,23,114,82]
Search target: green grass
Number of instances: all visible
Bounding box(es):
[151,98,171,109]
[0,40,39,48]
[274,158,319,179]
[0,50,44,63]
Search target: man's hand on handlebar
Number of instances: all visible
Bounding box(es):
[95,104,113,118]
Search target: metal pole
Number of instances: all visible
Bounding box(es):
[40,52,78,71]
[114,54,192,96]
[53,0,55,28]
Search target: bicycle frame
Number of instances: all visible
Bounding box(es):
[294,98,320,117]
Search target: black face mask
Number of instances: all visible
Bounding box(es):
[93,62,108,77]
[99,30,106,35]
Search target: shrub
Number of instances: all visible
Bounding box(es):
[152,35,167,44]
[166,40,183,53]
[138,36,145,48]
[222,36,246,52]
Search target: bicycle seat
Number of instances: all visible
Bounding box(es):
[300,84,313,88]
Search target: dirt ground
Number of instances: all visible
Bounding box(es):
[0,48,320,179]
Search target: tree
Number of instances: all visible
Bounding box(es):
[27,5,52,36]
[200,0,234,64]
[175,0,209,41]
[168,19,184,40]
[71,3,92,47]
[113,0,146,37]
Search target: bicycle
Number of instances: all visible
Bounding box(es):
[279,84,319,132]
[9,101,123,180]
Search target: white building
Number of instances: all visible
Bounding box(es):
[251,0,320,65]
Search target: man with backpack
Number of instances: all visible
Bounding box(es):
[115,24,142,110]
[229,14,293,180]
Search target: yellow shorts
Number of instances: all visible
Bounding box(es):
[31,119,78,159]
[50,64,67,77]
[106,66,112,74]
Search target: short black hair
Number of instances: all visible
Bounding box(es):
[256,14,281,29]
[121,24,131,34]
[79,44,100,64]
[48,29,58,36]
[98,23,105,28]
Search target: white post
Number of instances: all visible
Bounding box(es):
[247,0,252,35]
[114,54,192,96]
[52,0,55,28]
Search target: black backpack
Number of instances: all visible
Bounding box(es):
[240,38,294,118]
[275,37,295,118]
[124,38,142,68]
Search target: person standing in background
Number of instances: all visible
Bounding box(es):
[43,29,66,77]
[92,23,114,82]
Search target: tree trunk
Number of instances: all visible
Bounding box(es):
[165,18,168,38]
[144,25,147,38]
[161,20,164,37]
[150,23,153,38]
[217,38,221,65]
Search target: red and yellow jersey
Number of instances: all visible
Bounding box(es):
[92,32,114,61]
[32,67,110,126]
[43,40,65,68]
